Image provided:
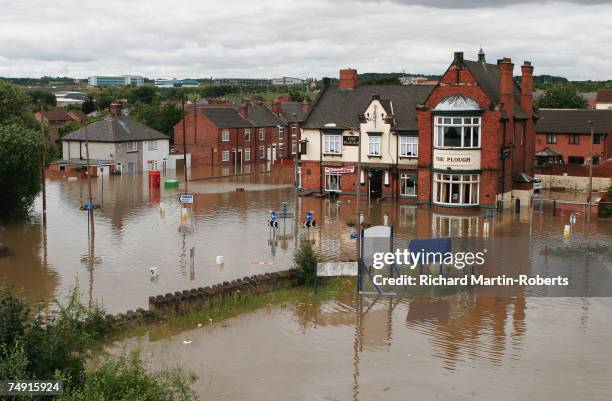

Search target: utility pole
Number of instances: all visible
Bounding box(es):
[39,101,47,225]
[356,128,362,265]
[587,120,594,222]
[84,123,95,234]
[182,95,188,194]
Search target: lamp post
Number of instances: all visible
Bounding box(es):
[587,120,594,222]
[181,95,188,194]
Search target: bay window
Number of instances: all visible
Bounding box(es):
[434,116,480,148]
[433,173,479,206]
[323,134,342,155]
[400,136,418,157]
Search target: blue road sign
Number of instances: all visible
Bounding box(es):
[409,238,451,255]
[350,232,357,240]
[271,211,277,221]
[306,211,313,221]
[84,201,93,210]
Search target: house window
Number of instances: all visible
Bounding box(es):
[434,116,480,148]
[278,143,284,158]
[292,143,297,155]
[325,173,341,192]
[259,145,265,159]
[291,125,297,137]
[368,135,381,156]
[245,129,251,141]
[127,141,138,152]
[147,140,158,151]
[568,156,584,164]
[222,130,230,142]
[259,128,265,141]
[222,150,229,161]
[400,173,417,196]
[546,134,557,144]
[245,148,251,161]
[127,161,136,173]
[569,134,580,145]
[278,126,284,140]
[593,134,602,144]
[400,136,418,157]
[323,134,342,154]
[433,173,479,206]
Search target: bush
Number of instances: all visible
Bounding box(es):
[293,237,320,286]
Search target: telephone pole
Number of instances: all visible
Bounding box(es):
[39,101,47,225]
[587,120,594,222]
[182,95,188,194]
[84,123,95,234]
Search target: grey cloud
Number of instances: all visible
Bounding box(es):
[376,0,612,8]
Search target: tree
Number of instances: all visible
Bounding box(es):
[128,86,157,105]
[28,90,57,109]
[536,85,588,109]
[81,96,95,114]
[0,123,43,221]
[0,81,31,124]
[293,238,320,286]
[130,103,183,140]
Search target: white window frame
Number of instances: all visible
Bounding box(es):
[222,129,230,142]
[291,142,297,155]
[434,116,481,149]
[222,150,230,161]
[278,126,284,140]
[259,128,265,141]
[400,173,417,197]
[368,135,381,156]
[433,173,480,206]
[278,143,284,158]
[245,148,251,161]
[291,125,297,137]
[127,141,138,152]
[259,145,265,159]
[147,140,158,151]
[323,134,342,155]
[399,136,418,157]
[244,129,251,141]
[325,172,341,192]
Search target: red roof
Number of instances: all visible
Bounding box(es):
[596,89,612,103]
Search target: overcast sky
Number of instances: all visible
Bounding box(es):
[0,0,610,80]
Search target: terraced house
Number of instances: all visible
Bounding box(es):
[300,50,537,211]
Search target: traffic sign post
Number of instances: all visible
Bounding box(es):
[178,194,194,204]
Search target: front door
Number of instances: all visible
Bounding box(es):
[369,170,383,199]
[272,144,277,161]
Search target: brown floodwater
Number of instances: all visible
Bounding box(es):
[2,165,612,400]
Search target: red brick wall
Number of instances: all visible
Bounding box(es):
[534,160,612,178]
[535,132,608,162]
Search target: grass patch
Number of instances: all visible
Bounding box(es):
[104,277,356,343]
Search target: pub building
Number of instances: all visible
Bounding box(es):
[299,50,536,211]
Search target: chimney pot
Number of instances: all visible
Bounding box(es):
[338,68,358,90]
[453,52,464,66]
[110,101,122,116]
[238,103,248,119]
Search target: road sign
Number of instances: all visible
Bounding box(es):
[178,194,194,204]
[303,220,316,228]
[281,202,289,213]
[83,201,93,210]
[268,220,278,228]
[278,212,294,218]
[306,211,313,221]
[270,211,277,221]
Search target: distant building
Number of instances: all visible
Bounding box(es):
[399,76,439,85]
[271,77,305,85]
[35,107,86,146]
[60,102,172,173]
[54,91,88,107]
[213,78,271,86]
[595,89,612,110]
[535,108,612,165]
[579,91,598,108]
[155,79,199,88]
[88,75,145,87]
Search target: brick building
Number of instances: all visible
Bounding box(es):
[300,50,537,211]
[173,101,308,167]
[535,108,612,165]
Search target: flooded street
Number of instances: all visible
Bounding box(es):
[2,166,612,400]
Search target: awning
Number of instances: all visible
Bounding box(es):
[512,172,534,183]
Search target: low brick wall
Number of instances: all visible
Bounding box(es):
[105,269,299,329]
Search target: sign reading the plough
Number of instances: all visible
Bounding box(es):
[178,194,194,204]
[433,149,480,170]
[324,165,355,174]
[342,136,359,146]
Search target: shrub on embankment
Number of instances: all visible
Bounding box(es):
[0,284,198,401]
[293,237,320,286]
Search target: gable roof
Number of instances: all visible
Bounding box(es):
[62,115,169,142]
[303,85,434,131]
[536,109,612,135]
[42,107,74,122]
[247,104,283,127]
[277,102,308,123]
[596,89,612,103]
[463,60,528,119]
[198,107,254,128]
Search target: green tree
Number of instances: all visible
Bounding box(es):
[0,81,31,124]
[131,103,183,139]
[293,238,320,286]
[81,96,95,114]
[0,123,42,221]
[536,85,588,109]
[128,86,157,105]
[28,90,57,109]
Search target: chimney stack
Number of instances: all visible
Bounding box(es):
[520,61,534,115]
[497,57,515,119]
[271,101,281,115]
[301,99,310,112]
[110,101,122,116]
[453,52,464,67]
[238,103,248,119]
[338,68,358,90]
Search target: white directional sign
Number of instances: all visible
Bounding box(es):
[178,194,194,204]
